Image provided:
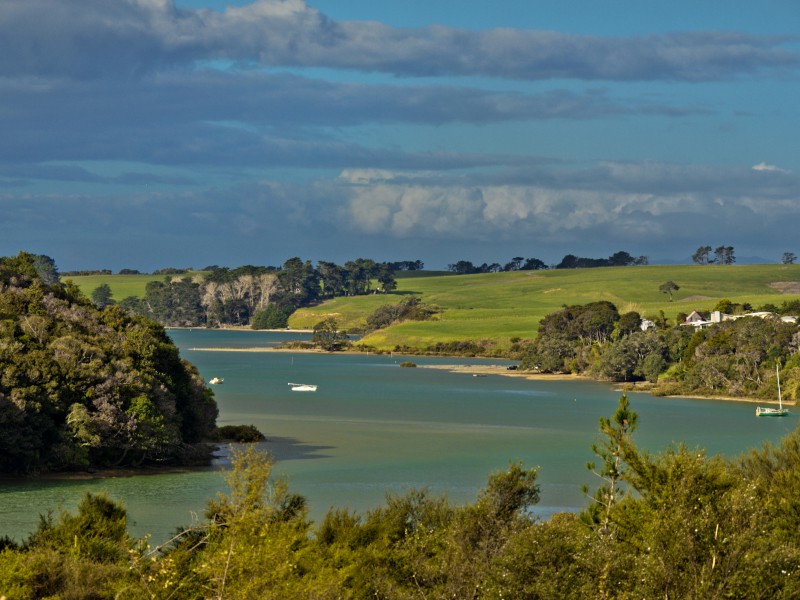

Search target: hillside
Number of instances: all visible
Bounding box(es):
[64,264,800,353]
[289,264,800,351]
[0,254,218,474]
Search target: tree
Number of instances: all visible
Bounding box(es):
[783,252,797,265]
[616,311,642,336]
[251,303,294,329]
[32,254,60,286]
[692,245,713,265]
[376,264,397,293]
[312,318,349,351]
[583,393,638,534]
[447,260,477,274]
[714,245,735,265]
[90,283,114,309]
[278,257,319,304]
[608,251,635,267]
[521,257,548,270]
[658,280,680,301]
[502,257,524,271]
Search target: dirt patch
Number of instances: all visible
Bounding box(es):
[769,281,800,294]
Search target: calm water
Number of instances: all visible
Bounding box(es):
[1,329,796,543]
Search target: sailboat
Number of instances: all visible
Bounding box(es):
[756,364,789,417]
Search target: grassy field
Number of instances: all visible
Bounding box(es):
[63,265,800,352]
[65,272,208,301]
[291,264,800,350]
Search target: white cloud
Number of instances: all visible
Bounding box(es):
[340,162,800,247]
[752,162,787,173]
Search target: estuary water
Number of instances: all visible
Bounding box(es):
[1,329,797,543]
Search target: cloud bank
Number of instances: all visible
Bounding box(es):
[1,0,796,81]
[1,0,798,268]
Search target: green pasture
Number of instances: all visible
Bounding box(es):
[291,264,800,350]
[61,265,800,351]
[65,272,208,302]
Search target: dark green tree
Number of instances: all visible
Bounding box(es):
[90,283,115,309]
[251,303,294,329]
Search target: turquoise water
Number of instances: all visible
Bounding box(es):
[1,329,796,543]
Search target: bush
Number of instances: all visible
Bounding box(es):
[399,361,417,368]
[252,304,295,329]
[214,425,266,443]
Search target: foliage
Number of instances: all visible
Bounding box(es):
[448,256,550,273]
[692,245,713,264]
[659,279,680,301]
[7,401,800,597]
[0,251,218,474]
[365,296,440,332]
[582,393,638,533]
[556,250,648,269]
[251,303,294,330]
[312,318,350,351]
[520,296,800,399]
[90,283,115,308]
[213,424,266,443]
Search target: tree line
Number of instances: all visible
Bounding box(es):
[520,299,800,401]
[92,257,421,329]
[4,396,800,598]
[447,251,648,274]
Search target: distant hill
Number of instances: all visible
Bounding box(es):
[290,264,800,351]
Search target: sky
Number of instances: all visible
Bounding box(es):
[1,0,799,271]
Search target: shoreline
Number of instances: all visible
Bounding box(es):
[189,344,788,406]
[407,364,788,406]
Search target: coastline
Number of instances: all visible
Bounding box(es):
[188,345,789,406]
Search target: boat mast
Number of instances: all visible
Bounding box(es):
[777,363,783,410]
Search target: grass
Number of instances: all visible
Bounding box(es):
[291,264,800,350]
[65,272,209,301]
[62,265,800,352]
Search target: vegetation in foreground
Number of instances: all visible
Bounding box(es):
[3,396,800,598]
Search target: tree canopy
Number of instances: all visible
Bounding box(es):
[0,252,218,474]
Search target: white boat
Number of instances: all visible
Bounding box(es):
[209,377,224,385]
[289,382,317,392]
[756,365,788,417]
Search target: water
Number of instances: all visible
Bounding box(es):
[0,329,795,543]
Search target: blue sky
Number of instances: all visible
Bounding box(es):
[1,0,798,271]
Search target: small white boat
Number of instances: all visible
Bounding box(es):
[209,377,224,385]
[289,382,317,392]
[756,365,788,417]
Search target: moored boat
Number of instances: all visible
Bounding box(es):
[289,382,317,392]
[756,365,788,417]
